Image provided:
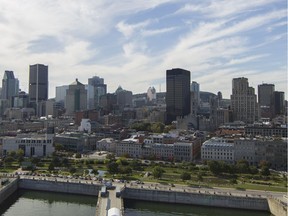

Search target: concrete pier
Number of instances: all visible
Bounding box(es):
[95,185,124,216]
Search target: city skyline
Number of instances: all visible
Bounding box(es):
[0,0,286,99]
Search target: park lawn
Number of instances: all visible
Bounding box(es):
[230,182,287,192]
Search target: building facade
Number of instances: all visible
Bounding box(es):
[65,79,87,115]
[2,129,54,157]
[231,77,258,124]
[166,68,191,124]
[29,64,48,116]
[1,71,19,107]
[201,138,235,164]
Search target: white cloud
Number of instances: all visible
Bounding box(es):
[176,0,282,18]
[142,27,177,37]
[0,0,286,99]
[116,20,151,38]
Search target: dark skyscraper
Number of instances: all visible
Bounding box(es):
[258,83,274,107]
[29,64,48,115]
[166,68,191,124]
[272,91,285,117]
[1,70,19,106]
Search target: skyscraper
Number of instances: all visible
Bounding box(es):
[258,83,274,107]
[190,81,200,116]
[1,70,19,107]
[29,64,48,115]
[87,76,107,109]
[65,79,87,115]
[166,68,191,124]
[272,91,285,117]
[231,77,258,124]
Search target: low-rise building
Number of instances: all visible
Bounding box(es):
[54,132,98,152]
[202,136,287,170]
[2,130,54,157]
[201,138,234,164]
[245,125,287,137]
[96,138,116,152]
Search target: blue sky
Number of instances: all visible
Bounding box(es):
[0,0,287,99]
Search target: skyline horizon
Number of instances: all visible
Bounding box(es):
[0,1,286,100]
[2,65,287,101]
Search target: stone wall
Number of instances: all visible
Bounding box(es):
[18,179,101,196]
[0,178,18,205]
[122,187,269,211]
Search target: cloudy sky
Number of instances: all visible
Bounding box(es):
[0,0,287,99]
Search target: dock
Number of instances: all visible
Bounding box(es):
[96,184,125,216]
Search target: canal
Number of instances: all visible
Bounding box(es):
[0,190,272,216]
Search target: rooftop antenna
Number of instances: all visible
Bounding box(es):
[159,84,161,93]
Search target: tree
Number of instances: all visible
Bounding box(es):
[180,172,191,181]
[107,161,119,174]
[54,143,64,151]
[69,167,76,174]
[130,159,142,171]
[48,163,55,172]
[151,122,165,133]
[106,153,115,160]
[236,160,250,174]
[152,166,164,179]
[207,161,222,175]
[75,153,82,158]
[9,151,16,158]
[260,166,270,176]
[16,149,24,158]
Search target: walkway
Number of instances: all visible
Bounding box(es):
[96,184,124,216]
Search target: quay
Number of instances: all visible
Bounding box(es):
[0,174,287,216]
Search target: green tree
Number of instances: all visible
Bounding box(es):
[119,166,132,174]
[236,160,250,174]
[9,151,16,158]
[69,167,76,174]
[207,161,222,175]
[152,166,164,179]
[4,156,15,163]
[260,166,270,176]
[151,122,165,133]
[48,163,55,172]
[107,161,119,174]
[75,153,82,158]
[54,143,64,151]
[130,159,142,171]
[180,172,191,181]
[16,149,24,158]
[106,153,115,160]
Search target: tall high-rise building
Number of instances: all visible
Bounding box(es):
[258,83,274,107]
[190,81,200,116]
[231,77,258,124]
[65,79,87,115]
[87,76,107,109]
[115,86,133,111]
[55,85,69,103]
[272,91,285,117]
[29,64,48,115]
[166,68,191,124]
[1,70,19,107]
